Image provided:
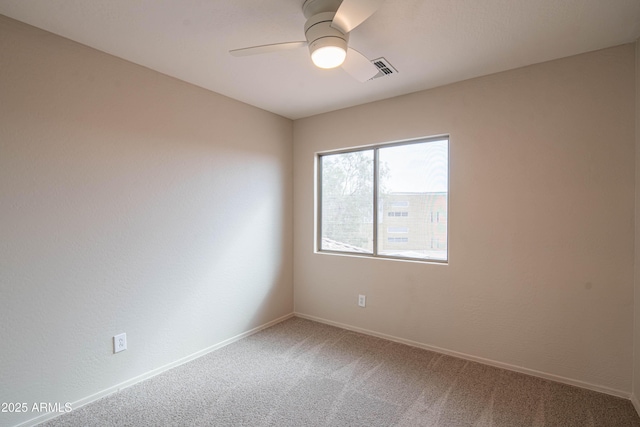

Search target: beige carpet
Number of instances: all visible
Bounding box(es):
[43,317,640,426]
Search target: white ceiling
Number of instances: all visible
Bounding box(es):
[1,0,639,119]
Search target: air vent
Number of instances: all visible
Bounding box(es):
[369,57,397,80]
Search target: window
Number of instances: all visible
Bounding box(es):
[318,136,448,262]
[388,237,409,243]
[387,227,409,233]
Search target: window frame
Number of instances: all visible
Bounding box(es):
[316,135,449,264]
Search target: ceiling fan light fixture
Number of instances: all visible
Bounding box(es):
[231,0,385,80]
[304,11,348,69]
[310,41,347,69]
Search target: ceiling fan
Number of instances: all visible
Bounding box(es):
[229,0,385,82]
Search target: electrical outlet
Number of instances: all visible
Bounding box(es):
[114,333,127,353]
[358,294,366,307]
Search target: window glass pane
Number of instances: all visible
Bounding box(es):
[377,140,448,260]
[320,150,374,254]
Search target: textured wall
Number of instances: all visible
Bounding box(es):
[294,44,636,395]
[0,16,293,427]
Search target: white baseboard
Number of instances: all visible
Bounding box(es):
[632,394,640,418]
[16,313,294,427]
[294,312,631,400]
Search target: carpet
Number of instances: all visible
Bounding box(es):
[42,317,640,426]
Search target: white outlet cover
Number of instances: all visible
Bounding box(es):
[114,333,127,353]
[358,295,366,307]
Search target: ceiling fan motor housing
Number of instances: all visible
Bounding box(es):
[304,12,349,67]
[302,0,343,19]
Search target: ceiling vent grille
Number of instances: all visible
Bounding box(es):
[370,57,397,80]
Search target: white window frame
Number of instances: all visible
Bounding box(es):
[316,135,449,263]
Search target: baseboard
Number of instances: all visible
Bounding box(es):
[294,312,631,400]
[16,313,294,427]
[632,394,640,418]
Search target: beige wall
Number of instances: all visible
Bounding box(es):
[0,16,293,427]
[294,44,636,394]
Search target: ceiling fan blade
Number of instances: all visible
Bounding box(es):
[229,41,307,57]
[331,0,385,34]
[342,48,379,82]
